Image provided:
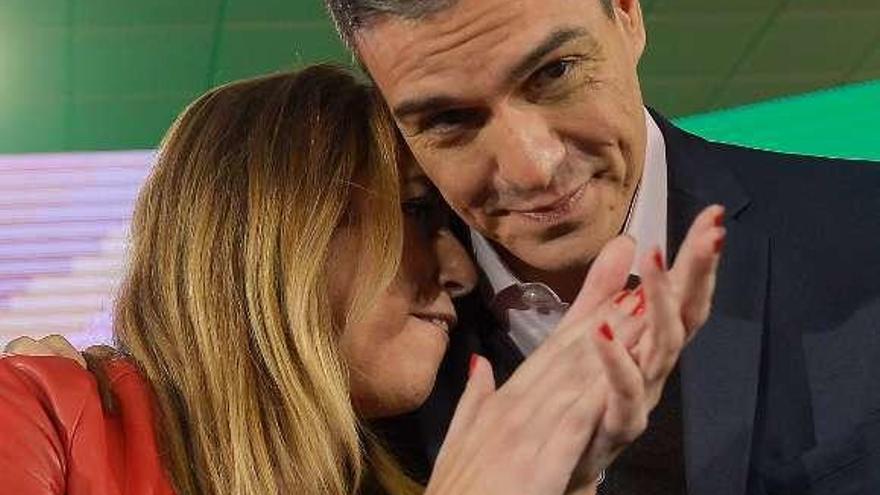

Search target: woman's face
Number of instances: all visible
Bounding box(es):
[331,159,478,419]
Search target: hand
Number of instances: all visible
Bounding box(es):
[3,334,87,368]
[425,241,654,495]
[561,204,727,490]
[3,335,119,370]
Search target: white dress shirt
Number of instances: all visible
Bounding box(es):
[470,108,668,356]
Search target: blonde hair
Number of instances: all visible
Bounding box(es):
[113,65,421,495]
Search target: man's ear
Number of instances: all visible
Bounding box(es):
[614,0,647,63]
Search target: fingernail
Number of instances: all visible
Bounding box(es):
[653,248,665,271]
[714,234,726,254]
[633,302,646,316]
[598,322,614,341]
[631,299,647,316]
[714,210,725,227]
[469,353,479,377]
[613,290,631,305]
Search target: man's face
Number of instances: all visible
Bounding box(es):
[357,0,648,276]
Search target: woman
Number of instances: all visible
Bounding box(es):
[0,65,725,495]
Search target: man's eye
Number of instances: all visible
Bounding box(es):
[540,59,573,79]
[420,109,482,134]
[527,58,583,95]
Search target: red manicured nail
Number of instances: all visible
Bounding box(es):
[714,235,726,254]
[714,211,725,227]
[632,287,645,308]
[632,299,646,316]
[653,249,665,270]
[613,290,631,304]
[599,322,614,341]
[469,354,479,377]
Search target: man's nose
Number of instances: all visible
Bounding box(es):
[489,106,565,192]
[434,230,477,299]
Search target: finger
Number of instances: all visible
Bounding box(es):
[560,235,636,330]
[606,289,649,349]
[532,362,607,492]
[5,337,57,359]
[669,205,726,334]
[530,319,644,491]
[4,336,38,354]
[639,246,684,385]
[501,305,608,403]
[84,345,120,362]
[594,319,646,442]
[39,335,86,368]
[442,355,496,448]
[501,236,636,396]
[568,318,649,489]
[504,322,609,461]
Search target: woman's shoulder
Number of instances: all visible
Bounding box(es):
[0,355,101,434]
[0,353,147,422]
[0,354,175,495]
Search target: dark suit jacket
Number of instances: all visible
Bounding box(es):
[375,111,880,495]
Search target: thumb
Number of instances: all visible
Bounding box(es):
[562,235,636,328]
[442,354,496,446]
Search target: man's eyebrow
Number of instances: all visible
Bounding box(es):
[391,27,595,122]
[505,27,595,85]
[392,95,460,122]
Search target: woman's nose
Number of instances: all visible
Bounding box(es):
[434,230,478,299]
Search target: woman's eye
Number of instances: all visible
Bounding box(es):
[402,193,449,233]
[402,197,434,218]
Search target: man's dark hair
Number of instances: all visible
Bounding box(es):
[325,0,615,50]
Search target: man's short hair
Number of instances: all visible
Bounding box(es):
[325,0,615,50]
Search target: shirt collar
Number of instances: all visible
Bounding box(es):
[471,108,668,299]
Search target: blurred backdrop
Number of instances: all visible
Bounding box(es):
[1,0,878,345]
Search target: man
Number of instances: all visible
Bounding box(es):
[326,0,880,493]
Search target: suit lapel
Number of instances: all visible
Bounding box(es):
[656,110,769,495]
[679,225,768,495]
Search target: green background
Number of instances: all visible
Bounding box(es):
[0,0,878,158]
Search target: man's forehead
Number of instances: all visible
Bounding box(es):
[356,0,604,107]
[356,0,523,88]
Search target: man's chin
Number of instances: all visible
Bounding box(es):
[507,237,599,276]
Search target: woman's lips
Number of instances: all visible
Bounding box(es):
[411,313,456,335]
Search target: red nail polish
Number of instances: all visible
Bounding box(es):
[599,322,614,341]
[653,249,665,271]
[613,290,631,304]
[469,354,479,377]
[632,286,645,307]
[714,211,725,227]
[714,235,726,254]
[633,302,646,316]
[631,299,648,316]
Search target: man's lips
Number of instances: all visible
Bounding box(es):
[507,181,589,223]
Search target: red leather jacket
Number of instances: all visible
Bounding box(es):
[0,355,176,494]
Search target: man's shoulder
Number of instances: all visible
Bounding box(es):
[663,120,880,217]
[660,116,880,182]
[705,138,880,184]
